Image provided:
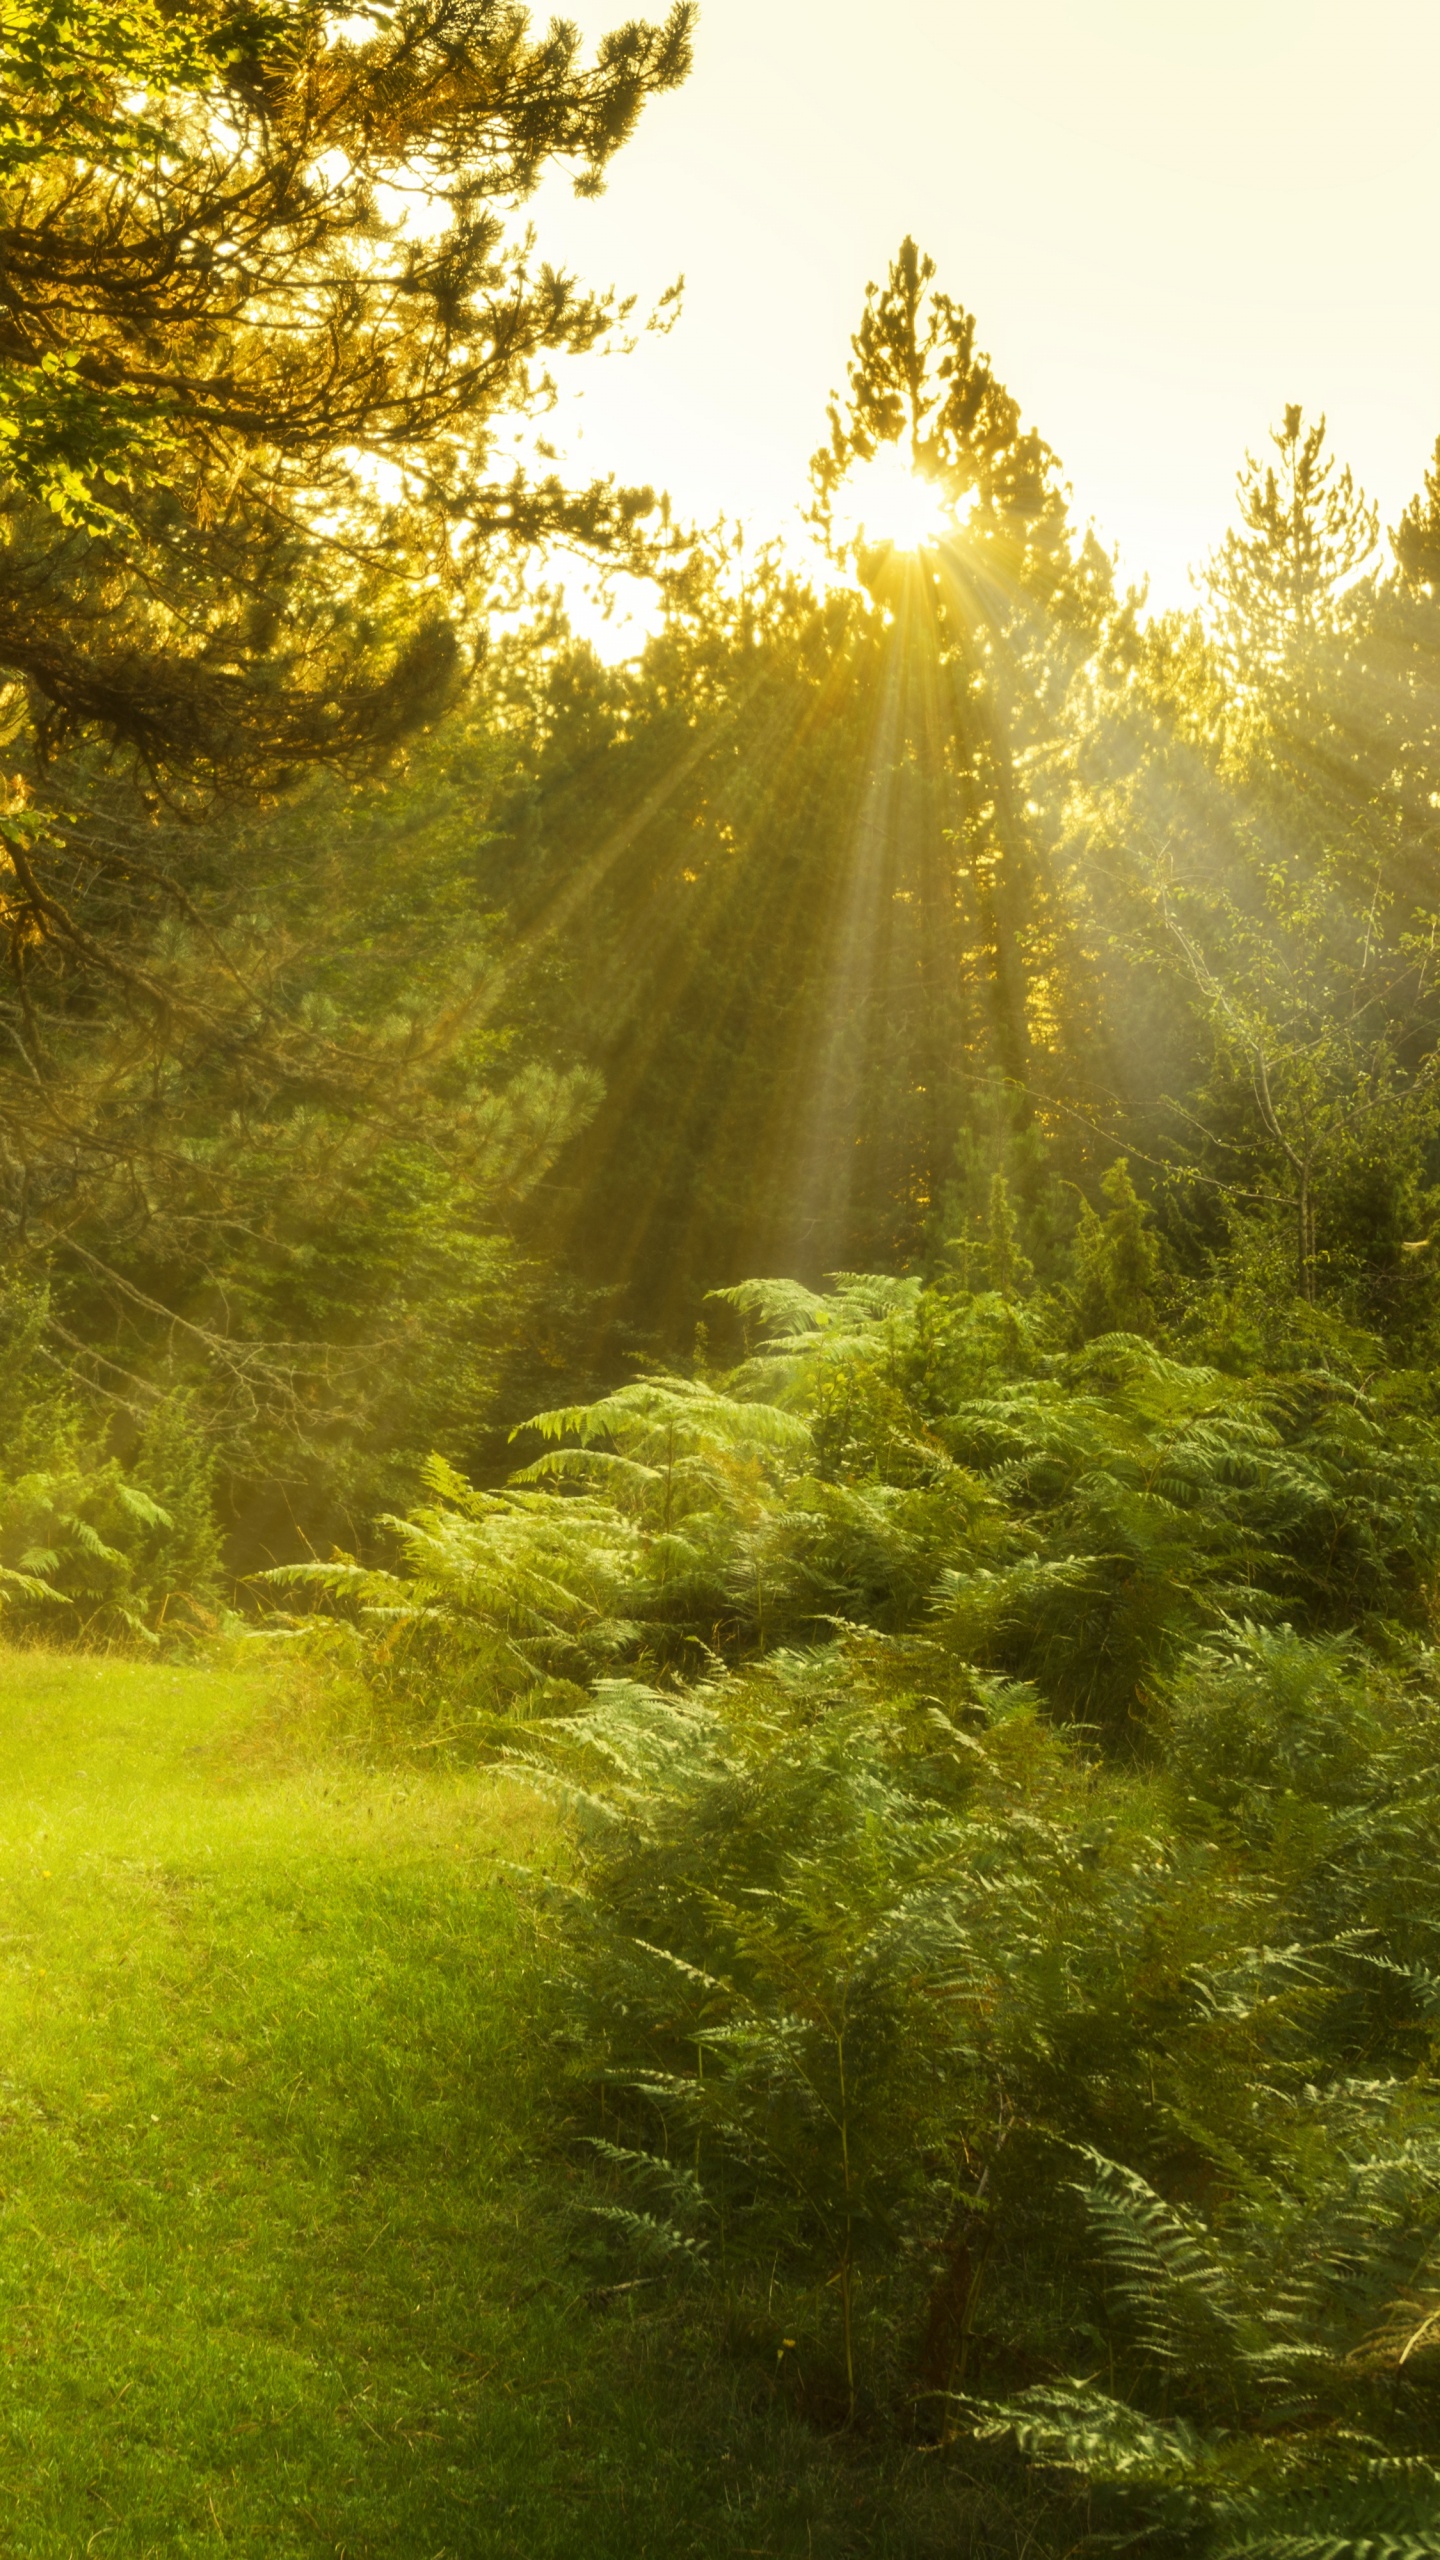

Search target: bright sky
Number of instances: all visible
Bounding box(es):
[520,0,1440,647]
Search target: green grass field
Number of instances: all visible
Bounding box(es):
[0,1649,999,2558]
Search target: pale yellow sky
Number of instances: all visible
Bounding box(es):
[522,0,1440,639]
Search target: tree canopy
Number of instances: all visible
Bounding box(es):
[0,0,693,784]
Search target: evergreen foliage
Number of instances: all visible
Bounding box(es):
[0,1275,222,1633]
[0,0,693,783]
[1206,404,1379,670]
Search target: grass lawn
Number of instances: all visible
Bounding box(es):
[0,1648,1001,2558]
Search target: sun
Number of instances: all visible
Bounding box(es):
[842,446,951,552]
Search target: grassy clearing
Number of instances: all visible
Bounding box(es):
[0,1648,1012,2559]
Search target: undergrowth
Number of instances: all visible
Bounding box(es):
[274,1271,1440,2554]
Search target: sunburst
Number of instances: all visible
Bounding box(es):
[841,447,950,552]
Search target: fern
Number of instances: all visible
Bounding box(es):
[267,1267,1440,2517]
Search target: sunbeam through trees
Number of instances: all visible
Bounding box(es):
[3,12,1440,2555]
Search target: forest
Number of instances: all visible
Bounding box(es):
[4,3,1440,2553]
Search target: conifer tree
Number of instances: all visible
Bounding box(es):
[1071,1160,1162,1339]
[478,258,1127,1343]
[0,0,694,788]
[0,0,696,1355]
[1392,436,1440,593]
[801,239,1100,1171]
[810,235,1072,597]
[1206,405,1377,672]
[1360,434,1440,898]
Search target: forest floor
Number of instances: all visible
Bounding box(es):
[0,1647,1002,2559]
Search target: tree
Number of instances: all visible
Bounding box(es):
[0,0,694,788]
[0,0,695,1469]
[803,241,1110,1146]
[1392,436,1440,595]
[1071,1159,1162,1339]
[1205,405,1377,674]
[1161,879,1440,1315]
[0,723,608,1566]
[809,236,1073,600]
[1347,436,1440,906]
[982,1171,1034,1302]
[459,259,1142,1350]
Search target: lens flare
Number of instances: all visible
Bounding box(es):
[841,447,951,552]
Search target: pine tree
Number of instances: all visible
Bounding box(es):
[1071,1160,1162,1339]
[1392,436,1440,593]
[802,243,1100,1156]
[809,236,1072,596]
[0,0,694,790]
[0,0,696,1383]
[1206,405,1377,672]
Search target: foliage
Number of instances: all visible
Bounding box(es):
[270,1243,1440,2550]
[0,717,615,1565]
[512,1620,1440,2552]
[276,1272,1440,1725]
[0,0,693,784]
[0,0,699,1577]
[810,234,1075,606]
[1069,1158,1165,1339]
[0,1277,223,1636]
[1206,403,1379,673]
